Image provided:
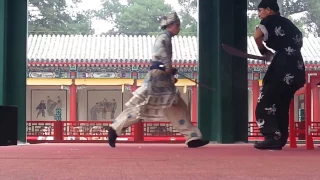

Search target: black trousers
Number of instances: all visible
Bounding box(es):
[255,82,300,137]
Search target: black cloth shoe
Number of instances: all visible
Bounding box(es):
[108,127,118,148]
[187,139,210,148]
[254,135,282,150]
[279,134,288,148]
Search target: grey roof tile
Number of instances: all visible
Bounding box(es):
[27,34,320,65]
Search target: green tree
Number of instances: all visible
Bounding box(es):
[304,0,320,36]
[247,0,320,37]
[96,0,198,36]
[247,15,306,36]
[97,0,174,35]
[247,15,261,36]
[28,0,95,35]
[247,0,308,15]
[177,0,197,36]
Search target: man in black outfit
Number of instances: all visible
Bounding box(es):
[253,0,306,150]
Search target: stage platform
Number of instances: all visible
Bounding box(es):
[0,143,319,180]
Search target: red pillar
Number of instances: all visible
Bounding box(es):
[252,73,260,122]
[191,85,198,122]
[69,72,77,122]
[313,86,319,122]
[305,81,314,150]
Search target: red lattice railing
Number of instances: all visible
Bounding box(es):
[27,121,56,141]
[62,121,133,141]
[26,121,320,143]
[26,121,197,142]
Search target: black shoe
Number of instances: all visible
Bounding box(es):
[187,139,210,148]
[254,137,282,150]
[279,135,288,148]
[108,127,118,148]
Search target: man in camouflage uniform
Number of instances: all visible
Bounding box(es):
[108,12,209,148]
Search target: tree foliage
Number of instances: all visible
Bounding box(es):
[304,0,320,36]
[28,0,320,37]
[96,0,174,35]
[177,0,197,36]
[96,0,197,36]
[28,0,95,35]
[247,0,320,37]
[247,0,308,15]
